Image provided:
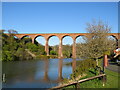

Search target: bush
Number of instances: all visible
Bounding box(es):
[50,50,57,55]
[70,59,97,80]
[36,55,49,59]
[2,51,13,61]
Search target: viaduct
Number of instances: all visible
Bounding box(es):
[14,33,120,59]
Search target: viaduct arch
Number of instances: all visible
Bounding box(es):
[14,33,120,59]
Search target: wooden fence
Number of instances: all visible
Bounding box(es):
[50,74,106,89]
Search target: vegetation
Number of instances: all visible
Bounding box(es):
[1,29,76,61]
[50,44,72,58]
[62,20,118,89]
[64,69,119,88]
[50,45,58,55]
[62,59,97,84]
[76,20,116,65]
[2,30,47,61]
[63,58,119,88]
[62,45,72,58]
[70,59,97,80]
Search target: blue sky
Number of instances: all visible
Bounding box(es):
[2,2,118,46]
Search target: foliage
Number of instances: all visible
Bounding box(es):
[76,20,116,65]
[50,50,57,55]
[70,59,97,80]
[62,59,98,87]
[62,44,72,58]
[50,45,58,55]
[49,44,72,58]
[2,30,64,61]
[2,51,14,61]
[22,37,32,44]
[49,55,58,59]
[1,30,47,61]
[26,42,46,55]
[36,55,49,59]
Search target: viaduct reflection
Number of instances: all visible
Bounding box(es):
[72,59,76,72]
[8,59,77,83]
[58,59,63,81]
[42,59,76,83]
[43,59,49,81]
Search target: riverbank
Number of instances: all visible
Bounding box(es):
[63,69,119,88]
[61,59,120,88]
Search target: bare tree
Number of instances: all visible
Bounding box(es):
[77,20,116,65]
[8,29,18,35]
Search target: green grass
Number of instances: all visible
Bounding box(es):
[64,69,119,88]
[80,69,119,88]
[63,59,120,89]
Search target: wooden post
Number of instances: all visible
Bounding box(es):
[102,75,107,86]
[104,55,108,67]
[75,82,80,89]
[75,83,80,90]
[103,54,108,73]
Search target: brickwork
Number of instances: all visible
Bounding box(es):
[14,33,119,58]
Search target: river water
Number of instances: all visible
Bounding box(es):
[2,58,78,88]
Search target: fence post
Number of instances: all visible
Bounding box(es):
[75,82,80,90]
[102,75,107,86]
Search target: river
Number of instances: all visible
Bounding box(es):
[2,58,79,88]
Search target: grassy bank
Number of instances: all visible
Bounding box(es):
[63,58,119,88]
[64,69,119,88]
[81,69,119,88]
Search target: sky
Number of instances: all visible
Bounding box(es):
[2,2,118,46]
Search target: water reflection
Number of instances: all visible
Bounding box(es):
[43,59,64,82]
[2,58,77,88]
[58,59,63,81]
[72,59,76,72]
[43,59,49,82]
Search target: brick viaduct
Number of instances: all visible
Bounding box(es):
[14,33,120,59]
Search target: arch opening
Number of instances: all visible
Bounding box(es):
[35,36,46,46]
[21,35,32,44]
[14,36,19,39]
[76,36,87,59]
[107,35,117,49]
[13,36,19,42]
[48,36,59,56]
[33,36,46,55]
[62,36,73,58]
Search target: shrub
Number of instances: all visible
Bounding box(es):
[70,59,97,80]
[50,50,57,55]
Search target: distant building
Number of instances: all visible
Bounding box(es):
[114,48,120,58]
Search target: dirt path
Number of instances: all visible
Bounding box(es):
[106,61,120,73]
[25,49,36,58]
